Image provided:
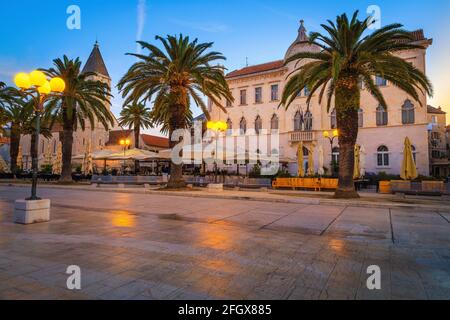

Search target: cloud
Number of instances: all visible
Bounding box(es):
[169,19,230,33]
[136,0,146,54]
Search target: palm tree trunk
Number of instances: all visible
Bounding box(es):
[30,130,37,166]
[167,104,186,189]
[134,126,140,174]
[334,76,360,199]
[9,122,20,174]
[60,112,74,183]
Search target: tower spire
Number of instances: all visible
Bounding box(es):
[296,19,308,42]
[82,40,110,78]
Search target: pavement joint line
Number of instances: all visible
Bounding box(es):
[389,208,396,245]
[2,184,449,211]
[319,205,348,236]
[258,205,314,231]
[436,210,450,224]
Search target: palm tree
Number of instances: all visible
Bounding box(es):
[280,11,432,198]
[44,56,114,182]
[22,111,53,169]
[118,102,153,173]
[118,35,233,188]
[2,100,33,173]
[118,103,152,149]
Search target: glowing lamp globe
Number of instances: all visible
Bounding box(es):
[206,121,215,130]
[49,77,65,93]
[14,73,31,89]
[323,131,330,138]
[218,121,228,131]
[125,139,131,145]
[119,139,125,146]
[29,70,47,87]
[333,129,339,137]
[37,81,51,95]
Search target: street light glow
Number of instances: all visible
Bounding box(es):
[29,70,47,87]
[37,81,51,95]
[49,77,66,93]
[14,73,31,89]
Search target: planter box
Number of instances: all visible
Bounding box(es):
[14,199,51,224]
[421,181,444,193]
[207,183,224,193]
[379,181,392,194]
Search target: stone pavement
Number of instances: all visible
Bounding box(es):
[0,185,449,300]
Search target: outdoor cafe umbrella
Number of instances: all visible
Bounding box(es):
[297,142,305,177]
[353,144,361,179]
[400,137,418,180]
[0,154,10,173]
[82,142,93,175]
[307,145,315,176]
[45,144,53,166]
[52,142,62,175]
[16,145,23,169]
[317,145,324,176]
[106,148,159,161]
[360,145,366,177]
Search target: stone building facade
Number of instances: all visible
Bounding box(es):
[209,21,436,177]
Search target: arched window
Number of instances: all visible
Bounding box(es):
[332,147,340,164]
[330,109,337,129]
[270,114,279,131]
[239,117,247,135]
[226,118,233,136]
[304,111,313,131]
[402,100,415,124]
[255,116,262,135]
[294,111,303,131]
[377,146,389,167]
[376,105,388,126]
[358,108,364,128]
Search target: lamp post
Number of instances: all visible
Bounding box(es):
[14,71,65,200]
[207,121,228,183]
[323,129,339,176]
[119,138,131,174]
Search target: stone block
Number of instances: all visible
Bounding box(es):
[14,199,51,224]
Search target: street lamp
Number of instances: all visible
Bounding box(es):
[119,138,131,156]
[207,121,228,183]
[323,129,339,176]
[119,138,131,173]
[14,71,65,200]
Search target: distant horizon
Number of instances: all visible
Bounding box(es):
[1,0,449,136]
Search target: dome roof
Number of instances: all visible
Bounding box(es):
[284,20,320,61]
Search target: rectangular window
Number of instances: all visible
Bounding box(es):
[255,87,262,103]
[271,84,279,101]
[240,90,247,105]
[376,76,387,86]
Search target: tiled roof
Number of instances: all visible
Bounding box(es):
[106,129,132,146]
[82,42,110,78]
[226,60,285,78]
[427,105,446,114]
[141,134,170,149]
[226,30,428,79]
[409,29,426,42]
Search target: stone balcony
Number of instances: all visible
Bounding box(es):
[289,131,316,142]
